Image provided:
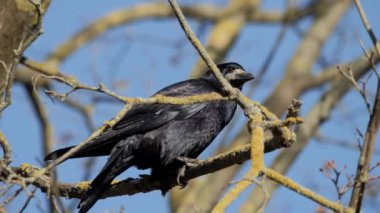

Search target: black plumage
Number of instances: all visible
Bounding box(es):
[45,62,254,213]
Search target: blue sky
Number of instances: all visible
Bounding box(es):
[1,0,380,212]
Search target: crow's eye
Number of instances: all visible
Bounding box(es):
[227,66,235,73]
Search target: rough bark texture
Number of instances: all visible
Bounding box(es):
[0,0,50,111]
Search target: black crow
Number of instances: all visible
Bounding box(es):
[45,62,254,213]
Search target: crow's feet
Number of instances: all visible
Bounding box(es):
[176,165,188,188]
[176,156,201,167]
[175,157,201,188]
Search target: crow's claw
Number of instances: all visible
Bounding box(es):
[176,156,200,167]
[176,165,188,188]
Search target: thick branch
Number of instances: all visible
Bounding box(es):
[0,0,47,112]
[306,48,378,89]
[264,0,351,115]
[25,85,54,157]
[10,134,309,199]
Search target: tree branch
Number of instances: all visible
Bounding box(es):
[8,133,352,213]
[353,0,380,56]
[348,49,380,212]
[241,41,376,213]
[188,0,259,78]
[8,134,315,198]
[0,131,12,166]
[263,168,353,213]
[349,77,380,211]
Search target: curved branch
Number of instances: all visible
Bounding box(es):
[46,3,319,65]
[0,131,11,165]
[45,3,218,64]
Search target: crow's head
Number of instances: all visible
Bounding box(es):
[202,62,254,89]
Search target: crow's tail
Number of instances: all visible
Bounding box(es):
[44,139,118,162]
[78,151,133,213]
[44,146,76,162]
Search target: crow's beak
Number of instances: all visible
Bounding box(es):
[226,69,255,83]
[236,72,255,82]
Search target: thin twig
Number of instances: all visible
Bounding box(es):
[0,60,14,113]
[353,0,380,57]
[337,65,371,113]
[264,168,353,213]
[320,161,354,202]
[0,187,23,207]
[19,187,37,213]
[356,34,380,80]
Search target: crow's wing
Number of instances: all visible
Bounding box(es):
[88,79,215,146]
[45,79,216,161]
[113,103,206,131]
